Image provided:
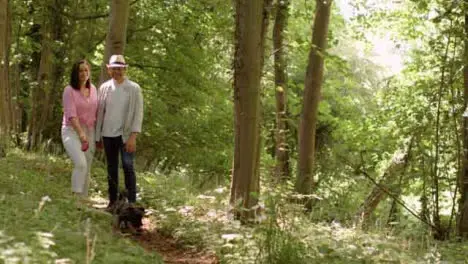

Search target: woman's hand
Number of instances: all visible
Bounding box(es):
[79,133,88,143]
[70,117,87,143]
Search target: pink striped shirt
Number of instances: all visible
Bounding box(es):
[62,85,98,129]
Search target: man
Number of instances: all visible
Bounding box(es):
[95,54,144,210]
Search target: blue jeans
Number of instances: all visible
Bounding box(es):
[103,136,136,203]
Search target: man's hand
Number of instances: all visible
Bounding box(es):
[96,141,104,150]
[125,135,137,153]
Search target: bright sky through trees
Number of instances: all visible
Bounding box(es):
[337,0,404,76]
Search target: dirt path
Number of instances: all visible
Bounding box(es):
[90,197,218,264]
[135,218,218,264]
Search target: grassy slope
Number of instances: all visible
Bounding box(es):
[3,149,468,264]
[0,149,162,264]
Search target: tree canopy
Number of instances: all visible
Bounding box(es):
[3,0,468,262]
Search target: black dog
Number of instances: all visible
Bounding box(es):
[112,191,145,234]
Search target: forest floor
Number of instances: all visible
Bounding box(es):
[135,218,218,264]
[90,197,219,264]
[6,149,468,263]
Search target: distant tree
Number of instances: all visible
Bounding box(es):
[230,0,270,223]
[296,0,333,208]
[99,0,130,85]
[273,0,291,180]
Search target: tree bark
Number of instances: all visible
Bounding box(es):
[273,0,291,181]
[0,0,12,153]
[26,0,67,149]
[40,0,67,142]
[295,0,333,206]
[229,0,268,223]
[10,6,20,143]
[99,0,130,85]
[27,19,52,149]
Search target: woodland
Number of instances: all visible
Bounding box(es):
[1,0,468,263]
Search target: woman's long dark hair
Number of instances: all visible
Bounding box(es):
[70,60,91,90]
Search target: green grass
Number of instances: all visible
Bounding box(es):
[0,149,162,264]
[4,149,468,264]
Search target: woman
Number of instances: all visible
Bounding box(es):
[61,59,98,197]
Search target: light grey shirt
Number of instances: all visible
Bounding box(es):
[101,80,129,137]
[95,78,144,143]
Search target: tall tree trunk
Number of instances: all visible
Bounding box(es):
[11,47,20,143]
[10,6,20,144]
[458,0,468,237]
[0,0,12,155]
[295,0,333,206]
[40,0,67,143]
[273,0,290,180]
[26,0,67,149]
[447,33,461,237]
[355,139,412,229]
[229,0,269,223]
[27,19,52,149]
[99,0,130,85]
[22,4,41,149]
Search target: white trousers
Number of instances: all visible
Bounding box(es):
[61,126,95,196]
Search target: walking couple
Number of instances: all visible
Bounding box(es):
[61,54,144,210]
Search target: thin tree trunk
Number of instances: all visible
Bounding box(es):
[387,173,404,226]
[273,0,290,181]
[296,0,333,208]
[11,58,20,142]
[432,19,452,236]
[355,139,412,228]
[229,0,268,223]
[10,9,20,143]
[458,0,468,237]
[420,159,430,224]
[5,1,12,134]
[99,0,130,85]
[447,34,460,238]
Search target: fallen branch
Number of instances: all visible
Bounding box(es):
[357,168,440,232]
